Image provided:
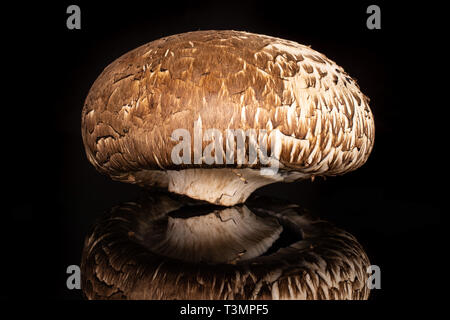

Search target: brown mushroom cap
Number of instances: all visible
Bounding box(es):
[82,30,375,205]
[81,192,371,300]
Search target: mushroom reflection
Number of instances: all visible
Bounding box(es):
[81,192,370,300]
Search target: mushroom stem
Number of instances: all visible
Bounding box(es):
[166,168,306,206]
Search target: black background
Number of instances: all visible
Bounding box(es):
[3,0,441,314]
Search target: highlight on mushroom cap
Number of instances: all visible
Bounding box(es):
[81,30,375,206]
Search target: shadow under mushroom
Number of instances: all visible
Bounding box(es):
[81,192,370,300]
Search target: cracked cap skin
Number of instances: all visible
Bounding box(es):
[81,30,375,206]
